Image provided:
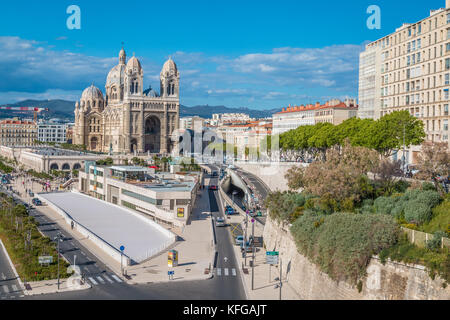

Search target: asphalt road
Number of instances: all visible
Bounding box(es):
[0,173,247,300]
[0,238,24,300]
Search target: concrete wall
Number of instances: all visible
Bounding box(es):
[264,217,450,300]
[235,162,307,192]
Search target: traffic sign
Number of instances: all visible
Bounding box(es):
[168,271,175,275]
[120,245,125,252]
[38,255,53,265]
[265,251,279,265]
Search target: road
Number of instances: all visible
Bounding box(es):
[0,173,247,300]
[0,239,24,300]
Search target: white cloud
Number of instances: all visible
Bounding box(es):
[0,36,363,109]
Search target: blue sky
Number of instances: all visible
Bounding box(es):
[0,0,445,110]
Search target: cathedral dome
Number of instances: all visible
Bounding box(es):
[82,85,104,100]
[161,58,178,76]
[106,64,126,87]
[127,56,142,72]
[143,86,159,97]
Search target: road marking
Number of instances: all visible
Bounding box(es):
[81,252,86,256]
[1,273,5,280]
[2,285,9,293]
[88,277,98,285]
[103,274,114,283]
[111,275,123,283]
[224,268,229,276]
[11,285,18,292]
[84,267,90,273]
[232,268,236,276]
[96,276,105,284]
[216,268,221,276]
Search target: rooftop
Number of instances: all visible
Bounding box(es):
[275,101,358,115]
[39,192,175,263]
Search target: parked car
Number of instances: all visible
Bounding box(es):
[28,191,34,197]
[225,207,235,215]
[235,235,245,246]
[215,217,226,227]
[32,198,42,206]
[208,185,218,190]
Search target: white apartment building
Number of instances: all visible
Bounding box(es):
[179,116,205,132]
[272,99,357,135]
[359,0,450,154]
[212,113,251,125]
[272,104,316,135]
[214,120,272,159]
[37,123,67,143]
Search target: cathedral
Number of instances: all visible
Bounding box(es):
[73,48,180,154]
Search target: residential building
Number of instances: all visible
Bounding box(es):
[37,122,67,143]
[179,116,205,132]
[66,123,75,144]
[212,113,251,125]
[358,0,450,156]
[215,120,272,159]
[0,118,37,147]
[315,99,359,124]
[272,99,358,135]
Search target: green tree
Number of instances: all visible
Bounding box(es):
[367,111,425,157]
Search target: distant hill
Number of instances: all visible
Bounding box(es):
[180,105,277,119]
[0,99,278,120]
[0,99,75,120]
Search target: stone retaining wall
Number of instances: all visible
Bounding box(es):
[264,217,450,300]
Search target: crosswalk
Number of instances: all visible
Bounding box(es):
[86,273,123,286]
[214,268,237,277]
[0,283,23,299]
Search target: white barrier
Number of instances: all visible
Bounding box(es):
[36,193,132,266]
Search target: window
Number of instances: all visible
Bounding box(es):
[444,120,449,131]
[447,13,450,24]
[407,56,411,66]
[418,39,421,49]
[447,43,450,52]
[446,74,449,85]
[446,58,450,70]
[444,104,449,115]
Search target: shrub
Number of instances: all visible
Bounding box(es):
[340,198,355,212]
[379,234,450,285]
[426,231,447,251]
[374,196,395,215]
[290,212,400,284]
[422,182,436,191]
[394,180,410,193]
[404,201,433,224]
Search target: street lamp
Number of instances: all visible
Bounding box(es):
[54,233,64,290]
[274,259,282,300]
[251,218,255,291]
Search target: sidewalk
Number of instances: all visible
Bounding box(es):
[11,174,215,286]
[23,278,91,296]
